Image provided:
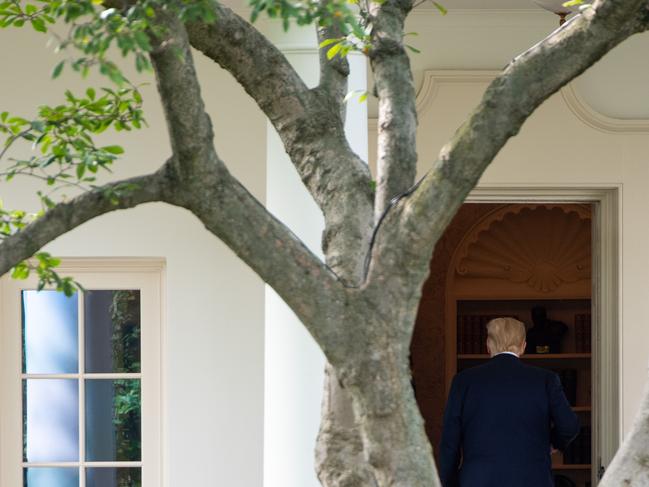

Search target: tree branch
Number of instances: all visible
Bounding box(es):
[315,0,351,122]
[368,0,418,218]
[161,160,352,364]
[184,8,374,277]
[0,170,167,277]
[147,6,215,181]
[366,0,649,292]
[148,7,353,362]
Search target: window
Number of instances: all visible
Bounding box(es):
[1,260,163,487]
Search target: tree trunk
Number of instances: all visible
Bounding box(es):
[341,333,439,486]
[316,364,378,486]
[600,370,649,486]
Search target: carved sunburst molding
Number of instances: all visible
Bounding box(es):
[367,70,649,134]
[454,204,591,293]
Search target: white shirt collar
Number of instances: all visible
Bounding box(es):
[494,351,519,358]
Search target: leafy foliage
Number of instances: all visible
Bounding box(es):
[0,0,217,293]
[0,0,217,83]
[10,251,83,295]
[0,86,145,198]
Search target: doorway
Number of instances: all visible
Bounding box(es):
[411,188,620,486]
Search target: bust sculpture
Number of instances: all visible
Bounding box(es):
[525,305,568,354]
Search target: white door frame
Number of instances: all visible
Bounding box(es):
[467,184,621,482]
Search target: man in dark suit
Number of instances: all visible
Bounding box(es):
[439,317,579,487]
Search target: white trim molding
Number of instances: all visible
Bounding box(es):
[368,69,649,134]
[560,83,649,134]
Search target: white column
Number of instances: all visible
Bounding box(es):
[262,22,368,487]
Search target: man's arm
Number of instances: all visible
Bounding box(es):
[548,372,580,451]
[439,375,463,487]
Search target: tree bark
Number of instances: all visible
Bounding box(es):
[600,369,649,485]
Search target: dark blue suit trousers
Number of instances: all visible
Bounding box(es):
[439,353,580,487]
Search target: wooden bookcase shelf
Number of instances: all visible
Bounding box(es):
[458,353,591,360]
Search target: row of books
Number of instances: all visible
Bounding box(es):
[563,425,592,465]
[456,315,518,354]
[553,369,578,406]
[456,313,592,355]
[574,314,592,352]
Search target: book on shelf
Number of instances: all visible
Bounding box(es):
[553,369,578,406]
[574,313,592,353]
[563,425,591,465]
[457,314,519,355]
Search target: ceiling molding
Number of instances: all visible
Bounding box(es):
[414,70,501,117]
[560,83,649,134]
[368,69,649,134]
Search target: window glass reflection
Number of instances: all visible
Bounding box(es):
[24,380,79,462]
[86,379,141,461]
[22,290,78,374]
[85,290,141,373]
[86,468,141,487]
[24,467,79,487]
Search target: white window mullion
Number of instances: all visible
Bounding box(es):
[21,373,141,380]
[79,290,86,487]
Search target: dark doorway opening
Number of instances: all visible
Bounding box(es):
[411,202,593,487]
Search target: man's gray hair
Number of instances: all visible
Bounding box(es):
[486,317,526,354]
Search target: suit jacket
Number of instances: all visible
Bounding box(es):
[439,353,580,487]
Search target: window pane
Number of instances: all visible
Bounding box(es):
[24,380,79,462]
[24,467,79,487]
[85,290,141,373]
[22,290,78,374]
[86,379,141,461]
[86,468,141,487]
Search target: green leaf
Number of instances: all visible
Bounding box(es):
[76,162,86,179]
[11,263,30,280]
[133,31,152,52]
[30,18,47,33]
[344,90,358,103]
[406,44,421,54]
[319,37,342,48]
[432,1,447,15]
[326,42,343,60]
[562,0,583,5]
[101,145,124,154]
[52,60,65,79]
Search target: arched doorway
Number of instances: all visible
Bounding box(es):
[411,203,596,486]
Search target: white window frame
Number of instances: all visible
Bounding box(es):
[0,257,165,487]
